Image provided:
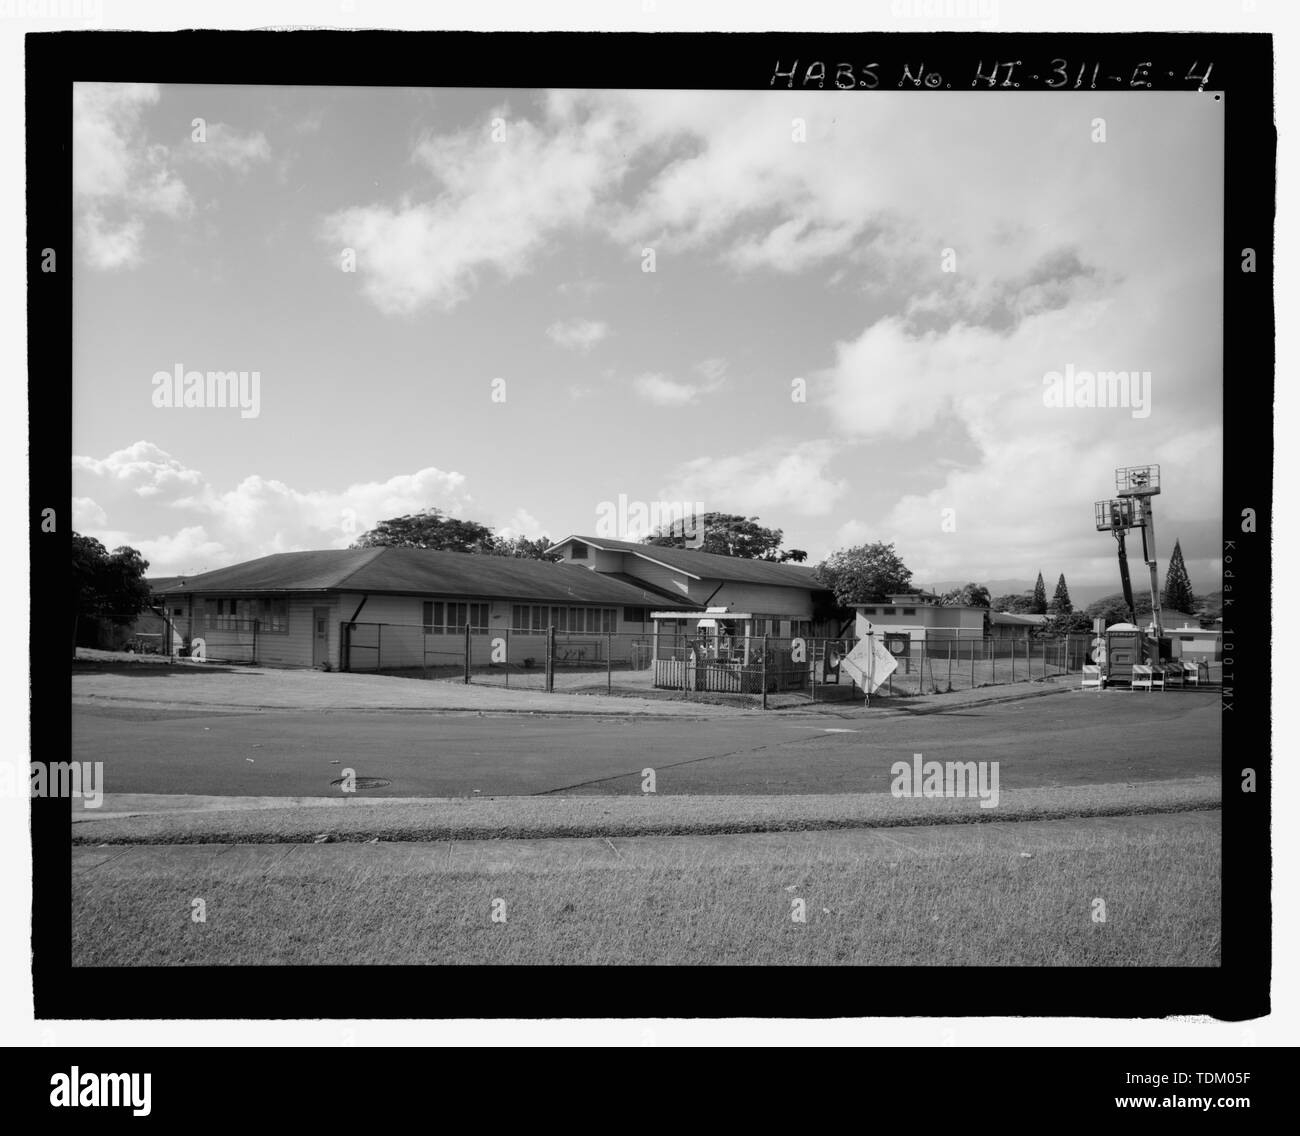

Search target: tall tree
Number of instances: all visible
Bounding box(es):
[643,512,806,561]
[814,542,913,606]
[1030,572,1048,615]
[1162,539,1196,614]
[1051,573,1073,614]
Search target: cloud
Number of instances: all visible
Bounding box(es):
[185,122,272,172]
[72,497,108,530]
[546,318,610,352]
[632,359,728,407]
[73,83,191,269]
[72,442,479,575]
[658,440,847,517]
[320,96,637,314]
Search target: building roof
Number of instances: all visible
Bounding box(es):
[990,611,1049,625]
[147,575,187,594]
[549,535,826,590]
[155,547,693,608]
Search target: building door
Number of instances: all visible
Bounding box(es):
[312,607,330,667]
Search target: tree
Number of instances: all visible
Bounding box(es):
[1029,572,1048,615]
[491,534,560,562]
[1051,573,1073,615]
[814,542,913,606]
[353,509,498,553]
[1086,591,1152,626]
[1037,610,1092,638]
[992,592,1033,614]
[643,512,805,561]
[1162,539,1196,614]
[72,533,152,648]
[940,583,991,608]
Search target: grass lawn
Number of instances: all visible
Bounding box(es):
[73,813,1219,966]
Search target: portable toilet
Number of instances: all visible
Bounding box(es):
[1103,622,1144,685]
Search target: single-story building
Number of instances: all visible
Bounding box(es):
[155,547,691,669]
[989,611,1049,639]
[855,592,987,648]
[546,534,847,639]
[1157,620,1223,663]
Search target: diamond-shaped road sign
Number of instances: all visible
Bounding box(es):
[839,626,898,694]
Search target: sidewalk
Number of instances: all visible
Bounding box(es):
[73,660,1085,719]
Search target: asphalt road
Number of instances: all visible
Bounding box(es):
[71,691,1220,798]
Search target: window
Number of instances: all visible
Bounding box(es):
[861,607,877,615]
[204,596,287,632]
[570,541,587,560]
[624,606,648,623]
[883,607,897,616]
[791,620,812,638]
[424,601,489,634]
[172,607,183,617]
[510,605,617,633]
[902,607,917,616]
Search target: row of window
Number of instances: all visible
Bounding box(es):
[203,597,289,633]
[511,605,619,634]
[422,601,491,634]
[858,607,917,616]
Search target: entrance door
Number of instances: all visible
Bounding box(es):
[312,607,330,667]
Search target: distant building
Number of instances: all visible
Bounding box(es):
[547,535,843,638]
[988,611,1049,639]
[855,592,986,646]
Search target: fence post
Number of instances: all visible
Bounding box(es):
[970,639,975,688]
[504,627,509,688]
[252,619,258,665]
[464,623,471,684]
[607,631,612,694]
[947,641,953,691]
[546,626,555,692]
[377,623,382,672]
[761,634,769,710]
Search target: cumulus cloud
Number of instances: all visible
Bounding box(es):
[658,440,847,518]
[73,83,191,269]
[546,318,609,352]
[72,442,479,575]
[320,96,640,314]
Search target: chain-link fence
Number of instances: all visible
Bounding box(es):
[335,623,1138,705]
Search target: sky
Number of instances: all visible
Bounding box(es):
[71,83,1224,593]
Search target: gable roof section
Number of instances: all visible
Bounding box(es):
[551,535,827,591]
[157,547,690,608]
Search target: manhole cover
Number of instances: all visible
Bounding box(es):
[329,776,391,790]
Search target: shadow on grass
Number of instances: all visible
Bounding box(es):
[72,661,243,677]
